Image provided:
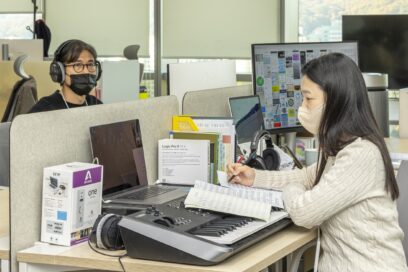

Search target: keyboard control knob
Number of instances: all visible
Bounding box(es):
[162,216,175,225]
[154,219,171,227]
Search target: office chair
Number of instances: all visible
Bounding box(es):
[123,44,144,83]
[1,55,38,122]
[397,160,408,262]
[123,44,140,60]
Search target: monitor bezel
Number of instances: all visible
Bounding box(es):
[251,41,359,134]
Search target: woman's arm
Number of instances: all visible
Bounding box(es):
[282,140,381,229]
[252,163,317,190]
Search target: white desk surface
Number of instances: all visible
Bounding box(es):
[17,225,316,272]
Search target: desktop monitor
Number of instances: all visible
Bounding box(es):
[229,95,264,144]
[342,15,408,89]
[251,42,358,133]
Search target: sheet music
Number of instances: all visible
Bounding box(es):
[184,181,272,221]
[217,171,284,209]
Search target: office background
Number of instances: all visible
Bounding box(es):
[0,1,405,90]
[0,1,407,271]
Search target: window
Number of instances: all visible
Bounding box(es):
[298,0,408,135]
[0,14,42,39]
[298,0,408,42]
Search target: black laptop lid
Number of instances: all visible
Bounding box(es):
[89,119,148,195]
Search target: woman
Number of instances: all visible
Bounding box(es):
[29,39,102,113]
[228,53,407,271]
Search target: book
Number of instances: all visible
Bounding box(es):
[184,175,287,221]
[172,131,221,184]
[158,139,210,185]
[172,116,236,176]
[190,117,235,173]
[172,116,199,131]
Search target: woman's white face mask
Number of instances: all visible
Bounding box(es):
[298,104,324,135]
[299,75,326,135]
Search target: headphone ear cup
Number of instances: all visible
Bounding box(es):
[91,214,124,250]
[50,61,65,83]
[262,148,280,170]
[100,215,124,250]
[95,61,102,81]
[90,214,103,245]
[246,155,267,170]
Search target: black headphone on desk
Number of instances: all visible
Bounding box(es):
[50,39,102,84]
[89,213,125,250]
[244,130,280,170]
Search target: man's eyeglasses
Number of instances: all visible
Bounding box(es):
[64,62,97,73]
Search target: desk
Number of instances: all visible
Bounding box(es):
[17,226,316,272]
[385,138,408,154]
[0,187,9,272]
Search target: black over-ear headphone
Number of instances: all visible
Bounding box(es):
[50,39,102,84]
[89,213,125,250]
[245,130,280,170]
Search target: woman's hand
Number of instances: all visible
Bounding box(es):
[227,163,255,187]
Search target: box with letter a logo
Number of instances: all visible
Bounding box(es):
[41,162,103,246]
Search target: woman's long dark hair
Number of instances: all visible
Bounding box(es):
[302,53,399,200]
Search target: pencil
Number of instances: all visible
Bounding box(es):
[228,174,236,182]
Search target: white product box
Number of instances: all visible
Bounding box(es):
[41,162,103,246]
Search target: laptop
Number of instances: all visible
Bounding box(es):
[89,119,188,206]
[228,95,264,144]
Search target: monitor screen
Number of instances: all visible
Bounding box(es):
[229,95,264,144]
[342,15,408,89]
[89,119,147,195]
[251,42,358,133]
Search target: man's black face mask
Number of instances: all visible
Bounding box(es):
[69,73,97,96]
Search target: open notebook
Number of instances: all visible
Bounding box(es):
[184,174,287,221]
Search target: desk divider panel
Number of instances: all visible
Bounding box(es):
[182,84,253,117]
[9,95,179,271]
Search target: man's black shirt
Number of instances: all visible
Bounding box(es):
[28,90,102,113]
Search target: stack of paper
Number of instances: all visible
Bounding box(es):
[184,179,286,221]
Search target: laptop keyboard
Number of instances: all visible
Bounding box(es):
[121,186,177,200]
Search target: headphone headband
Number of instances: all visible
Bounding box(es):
[50,39,102,84]
[250,130,273,153]
[54,39,78,63]
[245,129,280,171]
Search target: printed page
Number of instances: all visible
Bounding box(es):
[217,171,284,209]
[158,139,209,185]
[184,183,272,221]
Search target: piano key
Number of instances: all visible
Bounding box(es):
[193,230,223,237]
[196,211,289,245]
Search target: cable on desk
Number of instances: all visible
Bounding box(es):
[88,239,128,272]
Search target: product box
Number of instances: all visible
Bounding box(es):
[41,162,103,246]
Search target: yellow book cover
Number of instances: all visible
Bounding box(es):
[172,116,199,132]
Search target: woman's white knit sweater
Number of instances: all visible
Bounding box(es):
[253,138,407,272]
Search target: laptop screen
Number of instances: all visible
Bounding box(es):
[89,119,148,195]
[229,95,264,144]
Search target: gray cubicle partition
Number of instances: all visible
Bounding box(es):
[0,122,10,187]
[182,84,252,117]
[9,96,179,271]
